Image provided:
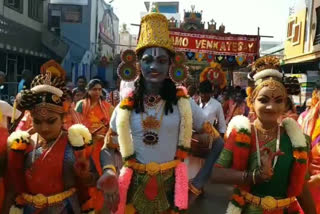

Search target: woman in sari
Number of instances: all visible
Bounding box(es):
[75,79,115,213]
[62,89,80,130]
[300,88,320,213]
[211,56,316,214]
[5,60,94,214]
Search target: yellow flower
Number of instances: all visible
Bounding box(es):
[235,134,251,144]
[293,150,308,160]
[120,97,134,109]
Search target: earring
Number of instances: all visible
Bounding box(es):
[169,52,189,84]
[117,49,140,82]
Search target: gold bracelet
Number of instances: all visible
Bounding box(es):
[102,164,117,174]
[252,169,256,185]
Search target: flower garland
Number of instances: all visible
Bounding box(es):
[68,124,92,148]
[225,116,308,214]
[116,90,192,160]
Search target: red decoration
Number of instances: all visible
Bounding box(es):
[287,161,308,197]
[8,149,28,193]
[230,130,251,171]
[25,135,68,195]
[144,176,158,200]
[170,30,260,57]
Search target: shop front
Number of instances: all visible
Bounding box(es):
[0,15,50,103]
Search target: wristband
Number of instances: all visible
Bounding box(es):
[103,164,117,174]
[252,169,257,185]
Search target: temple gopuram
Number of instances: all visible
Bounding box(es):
[168,6,260,87]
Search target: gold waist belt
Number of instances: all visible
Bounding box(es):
[126,160,180,176]
[241,190,296,211]
[19,188,76,208]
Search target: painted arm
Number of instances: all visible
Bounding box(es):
[97,107,120,212]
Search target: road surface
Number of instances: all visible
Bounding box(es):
[189,183,233,214]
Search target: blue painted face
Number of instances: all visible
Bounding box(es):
[140,47,170,83]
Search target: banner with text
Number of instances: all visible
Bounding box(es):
[169,30,260,56]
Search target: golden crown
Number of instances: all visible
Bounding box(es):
[252,56,280,73]
[136,13,174,54]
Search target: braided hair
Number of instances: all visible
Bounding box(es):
[19,74,66,110]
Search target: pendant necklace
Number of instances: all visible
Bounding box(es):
[144,94,161,109]
[254,123,280,168]
[141,100,165,145]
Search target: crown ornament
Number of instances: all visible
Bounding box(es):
[136,12,174,54]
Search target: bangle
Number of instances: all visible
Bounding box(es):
[242,171,249,184]
[252,169,257,185]
[189,182,203,196]
[103,164,117,174]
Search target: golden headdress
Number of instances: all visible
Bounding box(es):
[246,56,286,109]
[199,62,227,89]
[136,12,174,55]
[249,56,282,83]
[19,60,66,115]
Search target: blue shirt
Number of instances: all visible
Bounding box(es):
[18,79,25,93]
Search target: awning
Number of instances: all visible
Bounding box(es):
[0,15,50,58]
[284,51,320,64]
[50,0,88,5]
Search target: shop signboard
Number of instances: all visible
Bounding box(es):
[169,30,260,57]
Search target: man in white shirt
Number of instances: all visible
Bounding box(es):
[188,80,225,203]
[199,80,226,136]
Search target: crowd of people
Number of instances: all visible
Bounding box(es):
[0,9,319,214]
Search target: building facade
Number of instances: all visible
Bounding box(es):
[46,0,119,85]
[118,24,137,53]
[0,0,51,102]
[283,0,320,104]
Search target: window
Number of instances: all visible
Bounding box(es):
[287,18,295,40]
[292,22,301,45]
[49,9,61,34]
[61,5,82,23]
[315,7,320,45]
[28,0,44,22]
[4,0,23,13]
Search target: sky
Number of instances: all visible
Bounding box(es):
[110,0,293,42]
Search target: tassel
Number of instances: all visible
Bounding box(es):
[116,167,133,214]
[11,100,17,123]
[174,162,188,210]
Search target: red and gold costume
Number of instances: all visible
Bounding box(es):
[6,60,94,214]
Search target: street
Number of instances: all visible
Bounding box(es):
[189,183,233,214]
